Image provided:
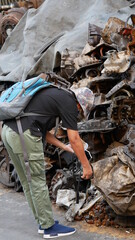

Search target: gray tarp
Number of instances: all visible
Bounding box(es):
[0,0,134,82]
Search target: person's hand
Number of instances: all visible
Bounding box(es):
[81,164,93,180]
[64,144,74,153]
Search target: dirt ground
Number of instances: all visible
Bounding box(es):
[53,201,135,240]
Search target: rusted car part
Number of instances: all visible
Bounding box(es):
[89,87,134,130]
[86,42,116,60]
[78,116,116,133]
[0,0,22,3]
[110,15,135,51]
[0,121,15,187]
[101,17,131,45]
[0,0,43,45]
[110,32,130,51]
[49,169,75,200]
[77,102,117,155]
[102,50,131,74]
[74,55,99,71]
[70,62,102,83]
[121,125,135,161]
[60,49,80,80]
[0,1,27,10]
[67,41,116,80]
[60,41,115,82]
[0,157,15,187]
[49,150,91,202]
[108,91,135,126]
[80,132,114,156]
[0,145,22,191]
[119,28,135,53]
[118,15,135,53]
[88,23,102,47]
[25,0,44,9]
[0,140,15,187]
[78,188,102,217]
[83,198,135,227]
[0,2,19,11]
[1,7,26,40]
[89,76,122,95]
[10,168,22,191]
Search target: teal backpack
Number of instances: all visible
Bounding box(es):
[0,73,71,121]
[0,76,52,121]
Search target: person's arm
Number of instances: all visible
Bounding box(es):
[67,129,93,179]
[46,131,74,153]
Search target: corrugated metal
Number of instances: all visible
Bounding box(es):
[0,0,23,5]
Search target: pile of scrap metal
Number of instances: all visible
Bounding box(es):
[58,15,135,159]
[50,15,135,222]
[0,0,44,46]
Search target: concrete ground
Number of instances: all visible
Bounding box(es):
[0,183,135,240]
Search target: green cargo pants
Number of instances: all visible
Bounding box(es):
[1,124,54,229]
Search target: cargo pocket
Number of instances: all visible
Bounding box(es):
[23,130,43,153]
[29,153,45,177]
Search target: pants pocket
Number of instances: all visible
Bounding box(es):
[29,153,45,177]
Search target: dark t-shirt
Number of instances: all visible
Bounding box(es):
[5,87,78,137]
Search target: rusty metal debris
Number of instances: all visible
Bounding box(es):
[0,142,14,187]
[56,16,135,221]
[78,190,102,216]
[0,0,44,45]
[0,0,43,9]
[60,49,80,80]
[101,17,131,45]
[25,0,44,9]
[83,199,135,228]
[102,50,131,74]
[88,23,102,47]
[1,7,26,40]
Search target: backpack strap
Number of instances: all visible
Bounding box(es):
[16,117,31,182]
[54,117,60,137]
